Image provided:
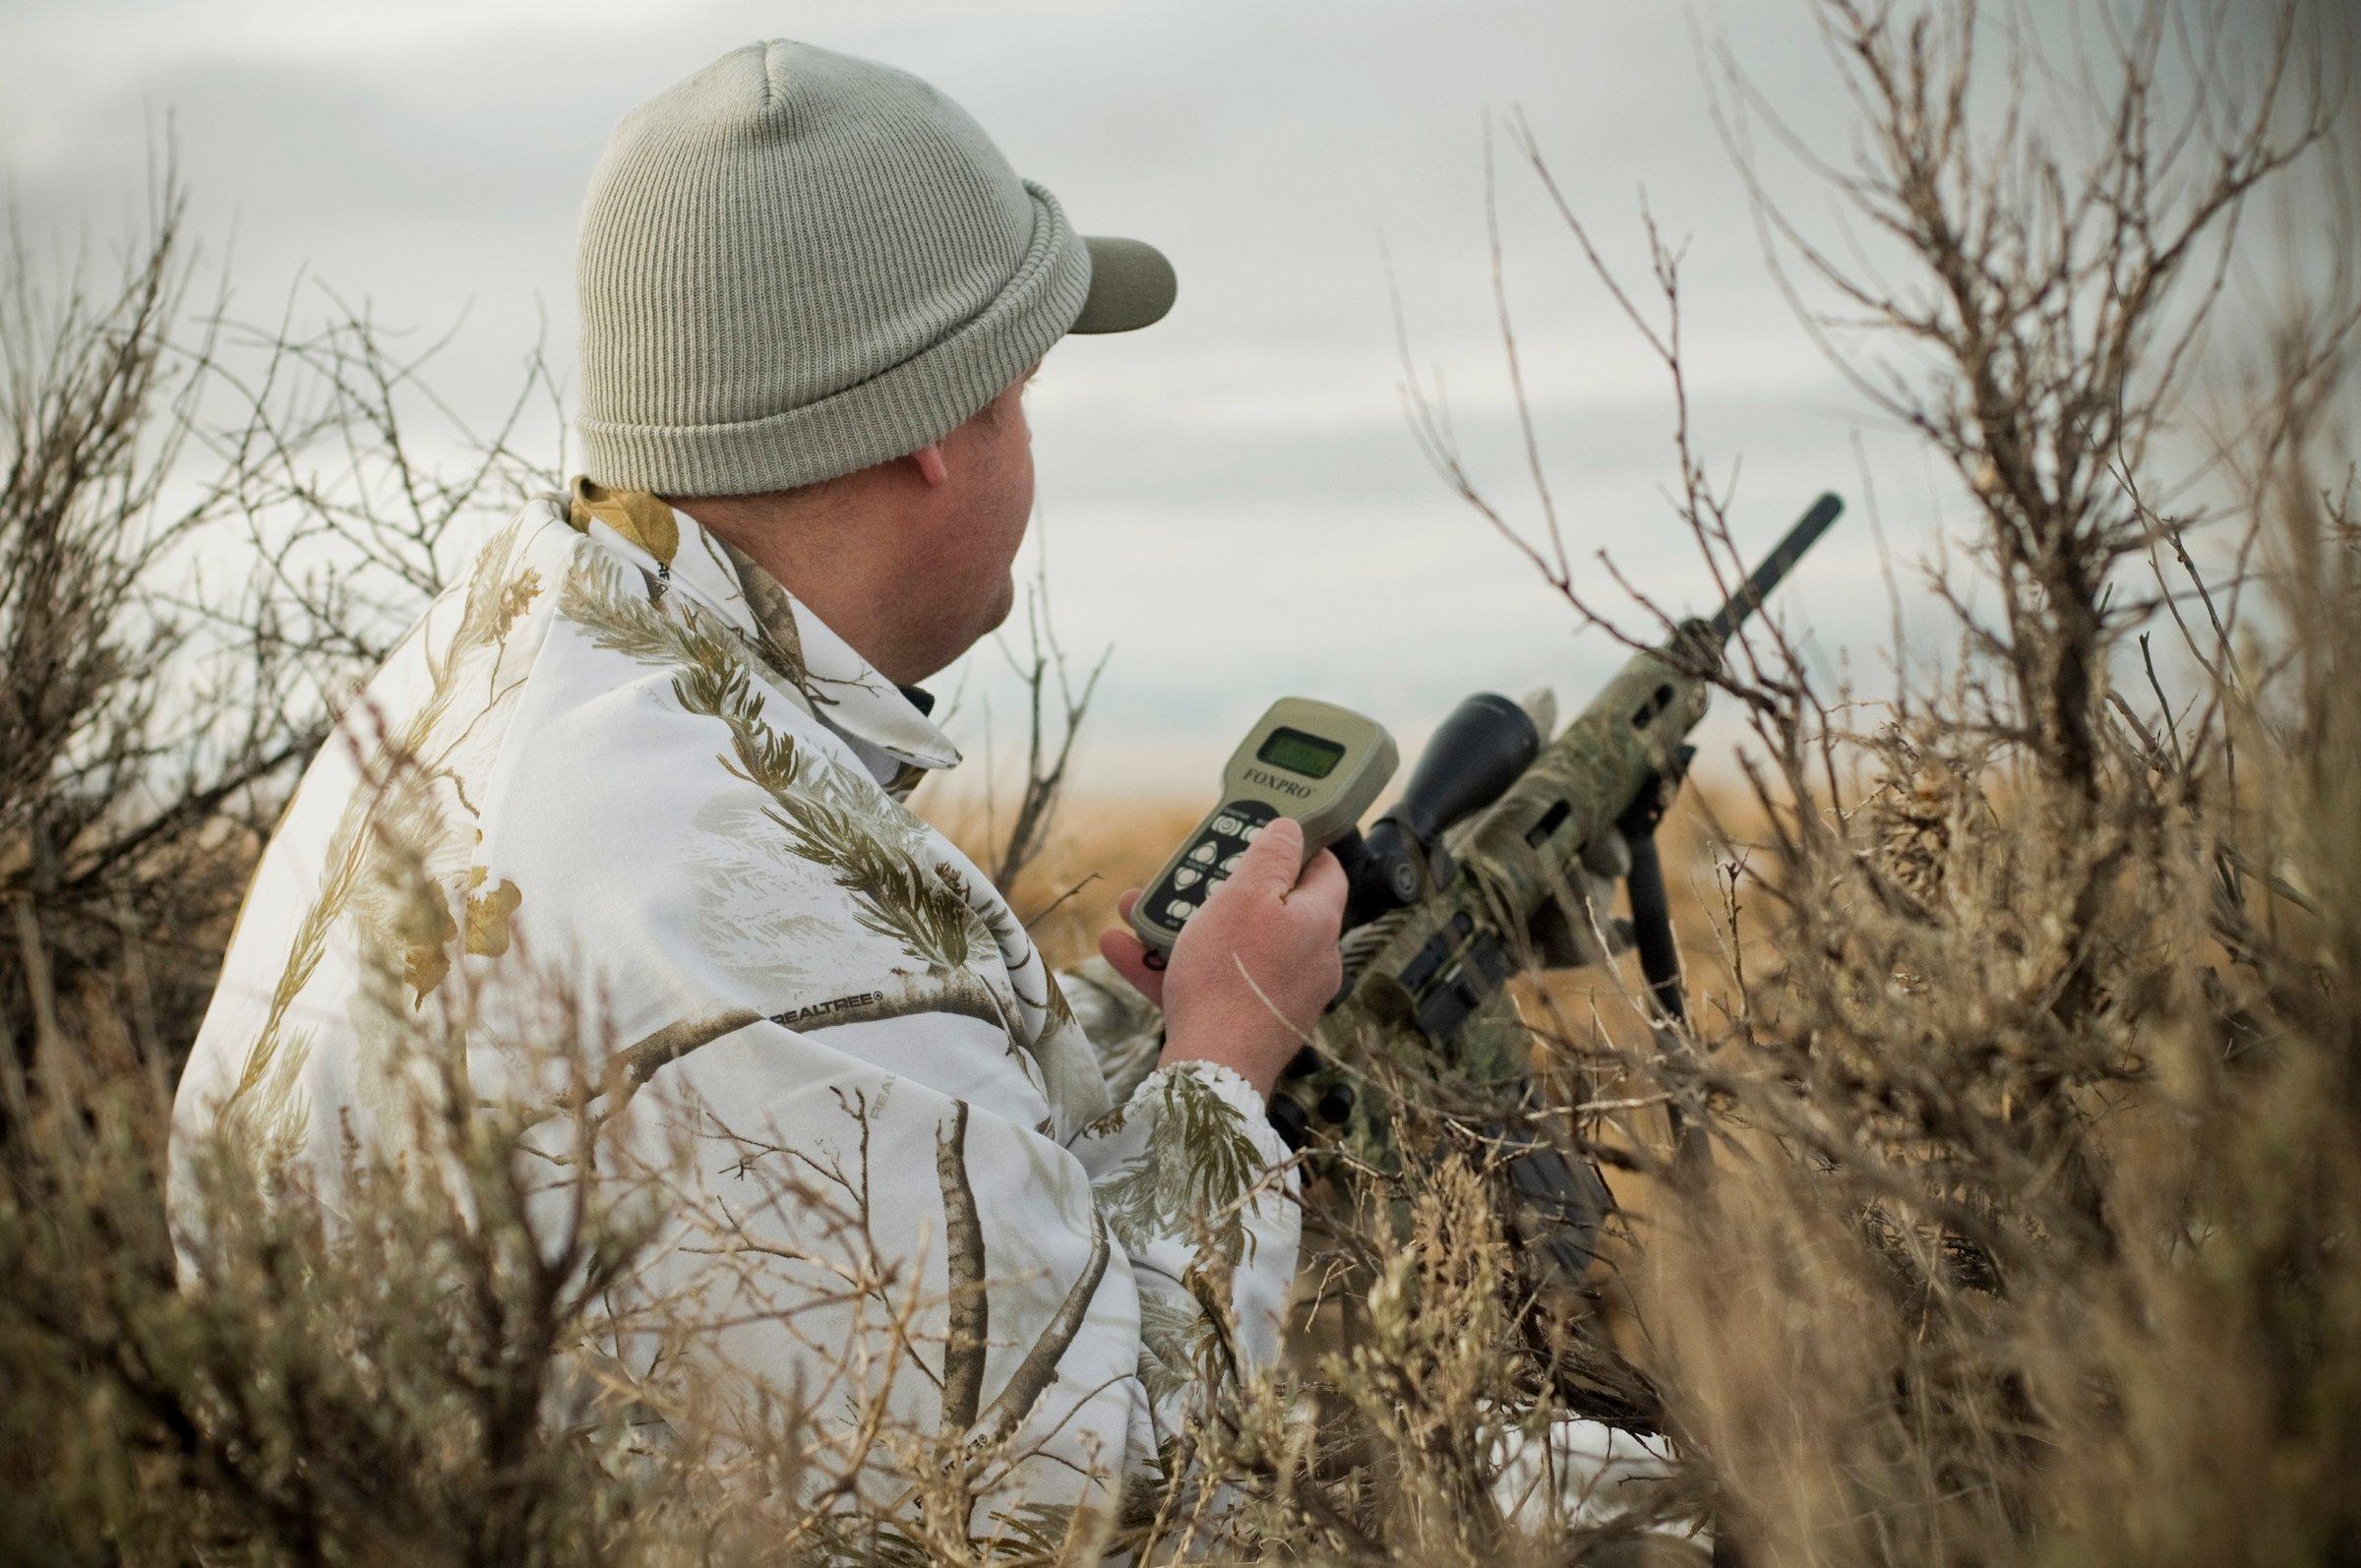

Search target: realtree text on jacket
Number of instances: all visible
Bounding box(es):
[169,481,1301,1529]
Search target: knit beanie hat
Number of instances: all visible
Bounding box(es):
[575,39,1177,496]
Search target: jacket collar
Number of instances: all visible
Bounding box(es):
[565,478,962,779]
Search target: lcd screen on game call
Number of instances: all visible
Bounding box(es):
[1256,726,1345,779]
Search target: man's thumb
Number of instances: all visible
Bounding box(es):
[1236,815,1304,894]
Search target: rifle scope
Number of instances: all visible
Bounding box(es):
[1336,492,1846,934]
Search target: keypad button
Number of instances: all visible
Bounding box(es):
[1159,801,1284,938]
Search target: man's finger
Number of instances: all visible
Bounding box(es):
[1097,928,1167,1006]
[1116,887,1140,922]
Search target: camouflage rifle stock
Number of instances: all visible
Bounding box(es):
[1272,493,1845,1282]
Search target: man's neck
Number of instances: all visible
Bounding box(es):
[669,491,928,685]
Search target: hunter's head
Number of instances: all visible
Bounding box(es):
[573,39,1174,683]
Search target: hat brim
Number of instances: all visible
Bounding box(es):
[1069,235,1177,333]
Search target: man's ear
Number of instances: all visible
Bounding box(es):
[909,443,949,488]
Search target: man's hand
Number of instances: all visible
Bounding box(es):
[1098,817,1347,1100]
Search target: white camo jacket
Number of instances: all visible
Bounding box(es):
[169,482,1302,1533]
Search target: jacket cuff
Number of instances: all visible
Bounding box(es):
[1135,1059,1298,1179]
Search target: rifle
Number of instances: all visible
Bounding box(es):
[1269,493,1845,1285]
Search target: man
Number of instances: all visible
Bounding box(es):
[172,39,1340,1537]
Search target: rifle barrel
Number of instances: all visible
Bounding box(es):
[1702,491,1844,646]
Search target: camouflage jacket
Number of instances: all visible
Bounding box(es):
[169,482,1301,1534]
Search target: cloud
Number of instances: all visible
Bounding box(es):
[3,0,1978,790]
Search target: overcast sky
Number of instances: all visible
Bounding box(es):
[2,0,2306,797]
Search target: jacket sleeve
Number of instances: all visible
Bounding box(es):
[485,581,1299,1528]
[1064,1056,1302,1450]
[1052,957,1302,1442]
[1058,954,1170,1105]
[575,1001,1299,1524]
